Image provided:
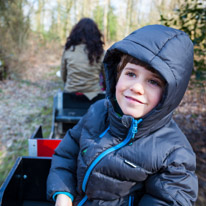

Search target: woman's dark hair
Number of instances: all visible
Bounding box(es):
[65,18,104,65]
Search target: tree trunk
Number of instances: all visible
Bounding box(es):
[103,0,109,43]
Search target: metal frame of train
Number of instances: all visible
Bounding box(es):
[0,90,105,206]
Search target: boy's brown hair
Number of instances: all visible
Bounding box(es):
[116,54,165,84]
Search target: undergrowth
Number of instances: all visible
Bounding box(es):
[0,96,54,186]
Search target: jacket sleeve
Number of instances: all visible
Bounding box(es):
[138,147,198,206]
[61,50,67,83]
[46,114,86,201]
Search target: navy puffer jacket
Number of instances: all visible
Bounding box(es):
[47,25,198,206]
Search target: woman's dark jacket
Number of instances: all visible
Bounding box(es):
[47,25,198,206]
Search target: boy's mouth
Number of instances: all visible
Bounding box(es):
[125,96,145,104]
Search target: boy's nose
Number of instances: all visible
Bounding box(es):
[130,81,144,95]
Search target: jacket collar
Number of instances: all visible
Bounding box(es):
[105,99,150,140]
[105,98,172,140]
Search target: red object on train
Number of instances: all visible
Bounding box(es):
[37,139,61,157]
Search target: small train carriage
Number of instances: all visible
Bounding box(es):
[0,91,105,206]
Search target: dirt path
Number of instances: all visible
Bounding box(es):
[0,45,63,183]
[0,79,61,149]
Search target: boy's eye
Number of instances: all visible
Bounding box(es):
[126,72,136,78]
[148,79,161,87]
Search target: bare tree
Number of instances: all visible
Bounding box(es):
[62,0,74,41]
[0,0,31,78]
[151,0,183,24]
[103,0,110,42]
[36,0,45,32]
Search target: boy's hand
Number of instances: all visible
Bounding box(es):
[55,194,73,206]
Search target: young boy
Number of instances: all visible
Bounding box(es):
[47,25,198,206]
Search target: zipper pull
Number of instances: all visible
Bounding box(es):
[132,120,137,134]
[132,119,142,138]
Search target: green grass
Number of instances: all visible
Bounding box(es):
[0,86,57,187]
[0,139,28,186]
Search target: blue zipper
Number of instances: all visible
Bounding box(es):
[82,118,142,193]
[77,195,88,206]
[99,126,110,138]
[129,195,134,206]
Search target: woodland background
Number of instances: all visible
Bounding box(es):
[0,0,205,205]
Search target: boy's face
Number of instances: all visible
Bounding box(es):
[115,63,165,119]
